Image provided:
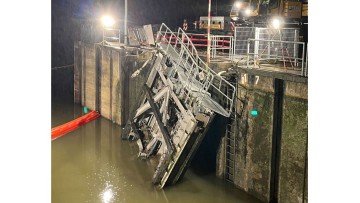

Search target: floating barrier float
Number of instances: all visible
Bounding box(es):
[51,110,100,141]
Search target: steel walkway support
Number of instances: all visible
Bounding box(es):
[127,23,236,188]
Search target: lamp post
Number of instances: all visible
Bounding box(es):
[207,0,211,64]
[124,0,128,44]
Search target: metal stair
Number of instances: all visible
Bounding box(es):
[155,23,235,117]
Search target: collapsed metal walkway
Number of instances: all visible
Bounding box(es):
[127,23,235,188]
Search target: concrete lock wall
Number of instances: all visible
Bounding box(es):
[74,43,82,104]
[74,42,153,126]
[235,74,274,202]
[84,44,97,110]
[216,70,308,203]
[278,81,308,203]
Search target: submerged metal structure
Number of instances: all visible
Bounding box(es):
[127,23,235,188]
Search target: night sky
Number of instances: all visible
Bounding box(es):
[52,0,232,67]
[51,0,233,100]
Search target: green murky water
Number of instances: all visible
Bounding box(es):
[51,101,262,203]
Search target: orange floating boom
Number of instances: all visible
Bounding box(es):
[51,110,100,141]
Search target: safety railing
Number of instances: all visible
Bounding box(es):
[246,38,307,77]
[177,28,236,113]
[177,33,206,48]
[103,28,121,44]
[176,28,236,113]
[163,32,234,62]
[233,27,256,59]
[155,23,235,117]
[128,26,147,46]
[210,35,234,60]
[176,33,234,61]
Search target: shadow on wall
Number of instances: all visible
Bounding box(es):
[191,114,228,175]
[51,67,74,103]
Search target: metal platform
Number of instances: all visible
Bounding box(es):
[126,23,235,188]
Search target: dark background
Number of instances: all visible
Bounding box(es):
[51,0,231,100]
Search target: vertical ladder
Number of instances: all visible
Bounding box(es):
[225,75,237,183]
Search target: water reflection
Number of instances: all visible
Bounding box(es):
[100,182,115,203]
[52,102,262,203]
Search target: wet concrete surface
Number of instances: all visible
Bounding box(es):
[51,100,263,203]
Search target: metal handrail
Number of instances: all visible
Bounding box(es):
[246,38,307,76]
[177,28,235,108]
[178,28,236,113]
[210,35,233,60]
[103,28,121,44]
[155,23,235,117]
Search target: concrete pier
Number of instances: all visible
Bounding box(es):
[74,42,153,126]
[216,67,308,203]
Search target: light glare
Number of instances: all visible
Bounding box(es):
[272,18,281,29]
[235,2,242,9]
[102,16,115,28]
[245,8,251,16]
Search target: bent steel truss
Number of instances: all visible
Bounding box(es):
[128,24,235,188]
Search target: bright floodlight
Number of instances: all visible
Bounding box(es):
[235,2,242,9]
[101,15,115,28]
[272,18,281,29]
[245,8,251,16]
